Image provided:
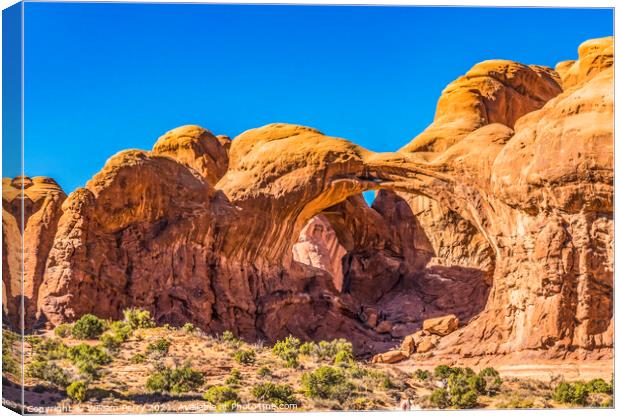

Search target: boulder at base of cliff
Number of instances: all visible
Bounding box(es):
[371,349,407,364]
[422,314,459,336]
[416,335,441,353]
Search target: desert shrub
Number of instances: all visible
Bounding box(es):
[203,385,239,409]
[414,369,430,381]
[67,344,111,379]
[257,366,272,378]
[447,372,478,408]
[233,349,256,365]
[109,321,132,341]
[182,323,195,333]
[146,338,171,356]
[226,369,242,385]
[2,331,20,376]
[221,330,237,344]
[350,397,377,410]
[131,353,146,364]
[479,367,500,378]
[301,366,353,402]
[429,388,450,409]
[66,381,87,402]
[71,314,106,339]
[346,364,369,380]
[54,323,73,338]
[434,365,452,380]
[2,350,18,377]
[251,382,296,406]
[123,308,155,329]
[453,390,478,409]
[26,359,69,387]
[25,335,43,350]
[333,350,353,367]
[100,333,123,352]
[299,342,316,356]
[381,374,397,389]
[68,344,112,366]
[32,338,67,360]
[479,367,502,395]
[146,365,204,394]
[553,381,589,405]
[299,339,353,364]
[273,336,301,368]
[468,375,487,395]
[586,378,612,394]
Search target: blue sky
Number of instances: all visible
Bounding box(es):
[17,3,614,193]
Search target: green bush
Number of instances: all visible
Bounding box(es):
[447,372,478,408]
[146,365,204,394]
[221,330,237,344]
[586,378,612,394]
[203,385,239,404]
[273,336,301,368]
[414,369,430,381]
[100,333,123,352]
[434,365,452,380]
[333,350,353,366]
[67,381,87,402]
[67,344,112,379]
[109,321,133,341]
[349,365,373,381]
[123,308,155,329]
[479,367,502,395]
[32,338,67,360]
[301,366,353,402]
[146,338,171,356]
[453,390,478,409]
[26,359,69,387]
[251,382,296,406]
[299,339,353,364]
[299,342,315,356]
[553,381,589,406]
[468,375,487,395]
[68,344,112,366]
[226,369,242,385]
[257,366,272,378]
[71,314,106,339]
[429,388,450,409]
[182,323,195,333]
[131,353,146,364]
[54,323,73,338]
[2,331,20,376]
[233,349,256,365]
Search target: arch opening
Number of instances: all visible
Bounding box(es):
[292,187,495,352]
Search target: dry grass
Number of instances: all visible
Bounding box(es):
[8,324,612,413]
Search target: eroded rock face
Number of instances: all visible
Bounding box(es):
[292,215,346,291]
[2,176,66,329]
[19,37,613,363]
[400,60,562,153]
[555,36,613,89]
[152,125,229,186]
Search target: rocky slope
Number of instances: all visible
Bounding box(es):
[2,37,613,364]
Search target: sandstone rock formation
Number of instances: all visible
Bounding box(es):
[5,37,613,365]
[422,314,459,336]
[2,176,66,329]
